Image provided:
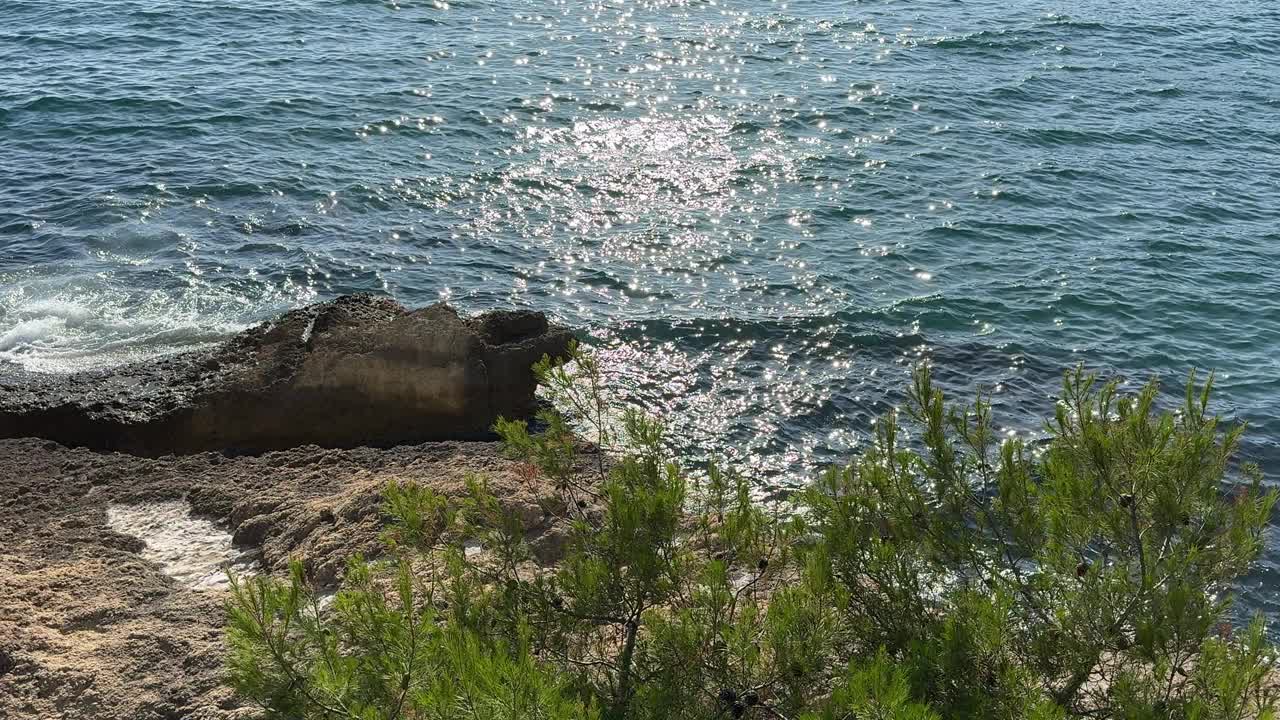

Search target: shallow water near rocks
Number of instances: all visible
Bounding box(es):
[105,501,256,591]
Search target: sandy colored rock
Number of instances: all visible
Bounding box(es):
[0,438,593,720]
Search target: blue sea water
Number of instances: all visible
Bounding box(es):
[2,0,1279,607]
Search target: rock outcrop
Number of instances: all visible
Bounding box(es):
[0,294,574,454]
[0,436,596,720]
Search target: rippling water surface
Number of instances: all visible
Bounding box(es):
[3,0,1280,607]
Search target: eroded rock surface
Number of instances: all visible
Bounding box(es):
[0,438,593,720]
[106,501,256,591]
[0,294,574,454]
[0,295,586,718]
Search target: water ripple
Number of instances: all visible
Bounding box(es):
[2,0,1279,613]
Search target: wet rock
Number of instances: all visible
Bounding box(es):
[0,294,573,454]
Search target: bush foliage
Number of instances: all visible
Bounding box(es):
[226,344,1278,719]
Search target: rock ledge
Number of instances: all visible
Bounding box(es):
[0,294,574,454]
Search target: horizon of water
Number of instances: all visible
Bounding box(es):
[2,0,1279,613]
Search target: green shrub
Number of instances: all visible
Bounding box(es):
[225,345,1278,719]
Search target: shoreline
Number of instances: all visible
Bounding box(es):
[0,295,587,720]
[3,295,1277,718]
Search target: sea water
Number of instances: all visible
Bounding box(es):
[2,0,1279,612]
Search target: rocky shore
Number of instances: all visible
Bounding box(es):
[0,295,584,720]
[0,294,574,454]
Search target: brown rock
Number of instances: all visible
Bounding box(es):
[0,294,573,454]
[0,437,599,720]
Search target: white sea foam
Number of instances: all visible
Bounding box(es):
[0,285,259,373]
[0,316,69,353]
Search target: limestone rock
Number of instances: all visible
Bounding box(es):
[0,294,573,454]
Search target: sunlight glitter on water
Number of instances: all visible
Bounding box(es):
[2,0,1278,504]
